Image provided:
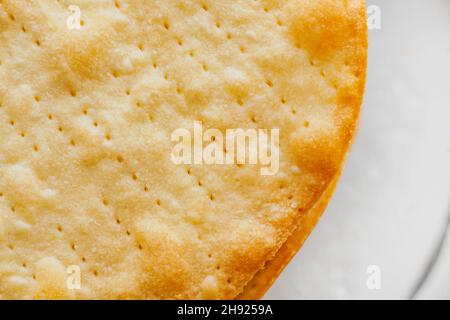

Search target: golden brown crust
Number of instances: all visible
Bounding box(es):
[238,0,368,299]
[238,169,341,299]
[0,0,367,299]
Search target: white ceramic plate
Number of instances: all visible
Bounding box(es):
[265,0,450,299]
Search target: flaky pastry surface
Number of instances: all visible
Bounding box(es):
[0,0,367,299]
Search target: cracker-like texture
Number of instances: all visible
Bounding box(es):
[0,0,367,299]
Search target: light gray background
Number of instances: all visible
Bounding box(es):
[265,0,450,299]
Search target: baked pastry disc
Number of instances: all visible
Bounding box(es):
[0,0,367,299]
